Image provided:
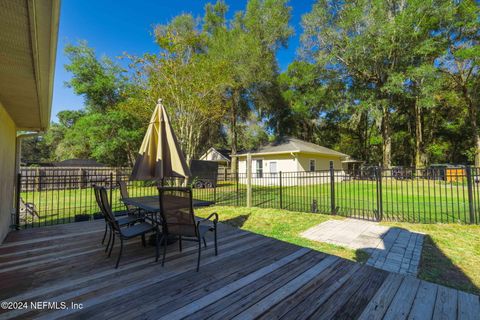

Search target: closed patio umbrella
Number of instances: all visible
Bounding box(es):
[130,99,191,181]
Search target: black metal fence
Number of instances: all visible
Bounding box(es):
[14,165,480,228]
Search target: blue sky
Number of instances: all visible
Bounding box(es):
[52,0,316,121]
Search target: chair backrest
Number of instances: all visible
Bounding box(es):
[94,185,120,231]
[118,181,135,211]
[158,187,196,237]
[93,185,108,221]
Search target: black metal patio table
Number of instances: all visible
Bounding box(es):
[122,195,214,213]
[121,195,215,245]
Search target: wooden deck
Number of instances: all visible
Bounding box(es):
[0,220,478,319]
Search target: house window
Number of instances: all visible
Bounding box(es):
[309,159,316,172]
[256,159,263,178]
[269,161,277,174]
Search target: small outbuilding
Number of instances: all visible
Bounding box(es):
[199,148,231,167]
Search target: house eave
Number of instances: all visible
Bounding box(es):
[0,0,60,130]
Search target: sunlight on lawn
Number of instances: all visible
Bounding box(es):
[195,206,369,263]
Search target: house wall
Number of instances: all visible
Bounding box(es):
[297,154,343,171]
[237,153,345,186]
[238,153,298,175]
[0,102,17,243]
[238,153,344,174]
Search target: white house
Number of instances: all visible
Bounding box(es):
[232,137,349,186]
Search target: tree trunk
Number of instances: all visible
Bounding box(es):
[461,87,480,166]
[468,100,480,166]
[414,97,427,168]
[230,90,239,174]
[381,105,392,168]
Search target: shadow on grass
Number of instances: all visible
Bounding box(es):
[222,214,250,229]
[353,249,370,263]
[358,226,479,295]
[419,234,479,295]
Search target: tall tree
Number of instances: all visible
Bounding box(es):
[64,41,130,113]
[438,0,480,165]
[206,0,293,172]
[301,0,452,167]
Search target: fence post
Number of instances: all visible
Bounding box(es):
[279,171,283,209]
[109,172,113,210]
[35,168,41,191]
[235,171,239,206]
[213,183,217,203]
[246,153,252,207]
[15,173,21,230]
[465,165,475,224]
[376,165,383,221]
[329,161,336,215]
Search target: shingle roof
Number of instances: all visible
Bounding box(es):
[234,137,348,158]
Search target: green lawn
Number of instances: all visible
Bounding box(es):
[20,178,477,226]
[196,206,480,295]
[195,206,369,263]
[383,221,480,295]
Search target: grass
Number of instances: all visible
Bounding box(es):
[196,206,480,295]
[195,206,369,263]
[383,222,480,295]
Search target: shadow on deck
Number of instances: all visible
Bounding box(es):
[0,220,478,319]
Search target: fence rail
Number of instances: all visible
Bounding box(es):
[14,164,480,228]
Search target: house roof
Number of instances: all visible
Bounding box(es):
[200,147,231,162]
[233,137,348,158]
[0,0,60,130]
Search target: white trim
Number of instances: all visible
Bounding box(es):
[200,147,230,162]
[232,150,346,158]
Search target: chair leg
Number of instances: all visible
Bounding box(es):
[202,237,207,249]
[105,227,112,253]
[115,238,124,269]
[102,223,107,245]
[196,239,201,272]
[108,233,115,257]
[179,236,182,252]
[155,230,159,262]
[141,234,146,247]
[214,227,218,256]
[161,235,167,267]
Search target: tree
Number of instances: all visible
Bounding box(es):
[205,0,293,172]
[124,14,229,163]
[56,110,143,166]
[301,0,452,167]
[64,41,130,113]
[438,0,480,165]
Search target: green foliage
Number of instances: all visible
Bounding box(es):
[282,0,480,166]
[22,0,480,169]
[56,110,144,166]
[64,41,130,112]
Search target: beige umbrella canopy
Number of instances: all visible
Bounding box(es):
[131,99,191,181]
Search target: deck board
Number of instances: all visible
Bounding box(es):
[0,220,477,319]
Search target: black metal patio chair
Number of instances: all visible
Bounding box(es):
[93,185,144,251]
[157,187,218,272]
[96,186,159,268]
[117,181,142,217]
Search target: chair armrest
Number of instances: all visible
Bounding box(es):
[196,212,218,229]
